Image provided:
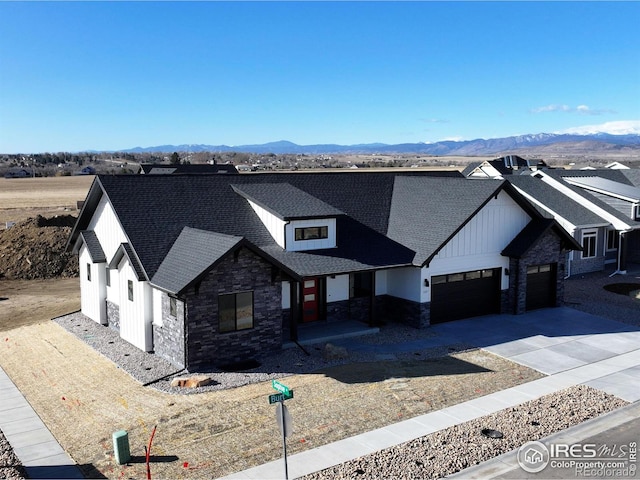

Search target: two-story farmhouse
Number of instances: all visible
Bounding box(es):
[67,171,580,370]
[508,169,640,276]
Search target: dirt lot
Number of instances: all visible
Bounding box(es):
[0,316,540,479]
[0,176,93,224]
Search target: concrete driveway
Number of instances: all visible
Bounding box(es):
[336,306,640,402]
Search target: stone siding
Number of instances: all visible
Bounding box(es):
[377,295,430,328]
[106,300,119,331]
[152,293,186,368]
[183,248,282,369]
[508,228,566,315]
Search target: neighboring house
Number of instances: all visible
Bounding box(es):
[4,168,33,178]
[140,163,239,175]
[462,155,550,179]
[509,170,640,276]
[76,166,96,175]
[67,171,579,370]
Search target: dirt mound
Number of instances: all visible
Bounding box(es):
[0,215,78,280]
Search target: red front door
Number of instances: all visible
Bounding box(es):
[302,278,319,323]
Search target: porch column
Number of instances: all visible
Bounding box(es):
[289,281,300,341]
[618,232,628,274]
[368,271,376,327]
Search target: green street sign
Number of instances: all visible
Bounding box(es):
[272,379,292,397]
[268,390,294,404]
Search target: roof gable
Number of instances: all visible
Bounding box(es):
[502,218,582,258]
[74,231,106,263]
[151,227,244,293]
[231,183,344,220]
[387,177,509,265]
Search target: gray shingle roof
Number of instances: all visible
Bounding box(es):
[231,183,344,219]
[108,243,147,281]
[151,227,244,293]
[387,177,508,265]
[563,176,640,202]
[502,218,581,258]
[508,175,608,228]
[69,170,551,287]
[77,230,106,262]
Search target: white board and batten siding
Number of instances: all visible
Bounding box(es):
[117,255,153,352]
[88,195,128,262]
[79,244,107,324]
[247,200,287,248]
[286,218,336,251]
[424,190,532,301]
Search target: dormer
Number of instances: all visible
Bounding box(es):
[231,183,343,251]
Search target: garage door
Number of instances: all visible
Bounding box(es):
[526,263,556,311]
[430,268,501,324]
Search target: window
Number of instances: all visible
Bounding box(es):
[169,297,177,317]
[349,272,372,298]
[295,226,328,241]
[128,280,134,301]
[86,263,91,281]
[582,230,597,259]
[606,230,618,251]
[635,205,640,220]
[219,292,254,332]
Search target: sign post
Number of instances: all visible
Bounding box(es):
[270,380,294,479]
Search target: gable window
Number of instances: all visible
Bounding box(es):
[128,280,134,301]
[606,229,618,251]
[295,226,328,241]
[169,297,177,317]
[219,291,254,332]
[582,229,597,259]
[350,272,372,298]
[86,263,91,281]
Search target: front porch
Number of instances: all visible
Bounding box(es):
[283,320,379,349]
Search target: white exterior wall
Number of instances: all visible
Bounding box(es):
[248,200,287,248]
[286,218,336,251]
[375,270,387,295]
[79,244,107,324]
[327,275,349,302]
[386,267,422,302]
[106,266,119,304]
[117,257,153,351]
[424,190,531,299]
[88,196,128,262]
[152,288,163,327]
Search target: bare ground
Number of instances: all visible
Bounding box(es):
[0,301,542,479]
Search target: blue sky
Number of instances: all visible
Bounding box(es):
[1,1,639,154]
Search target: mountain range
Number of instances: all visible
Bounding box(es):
[121,132,640,156]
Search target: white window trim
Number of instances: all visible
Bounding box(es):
[581,229,597,259]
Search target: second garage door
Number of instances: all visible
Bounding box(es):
[430,268,501,324]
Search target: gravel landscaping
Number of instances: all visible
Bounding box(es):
[0,429,25,480]
[302,385,628,480]
[53,311,473,394]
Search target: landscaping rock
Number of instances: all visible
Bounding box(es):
[323,342,349,360]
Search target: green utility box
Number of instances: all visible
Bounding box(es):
[112,430,131,465]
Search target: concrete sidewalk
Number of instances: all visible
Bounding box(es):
[0,366,83,479]
[222,308,640,479]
